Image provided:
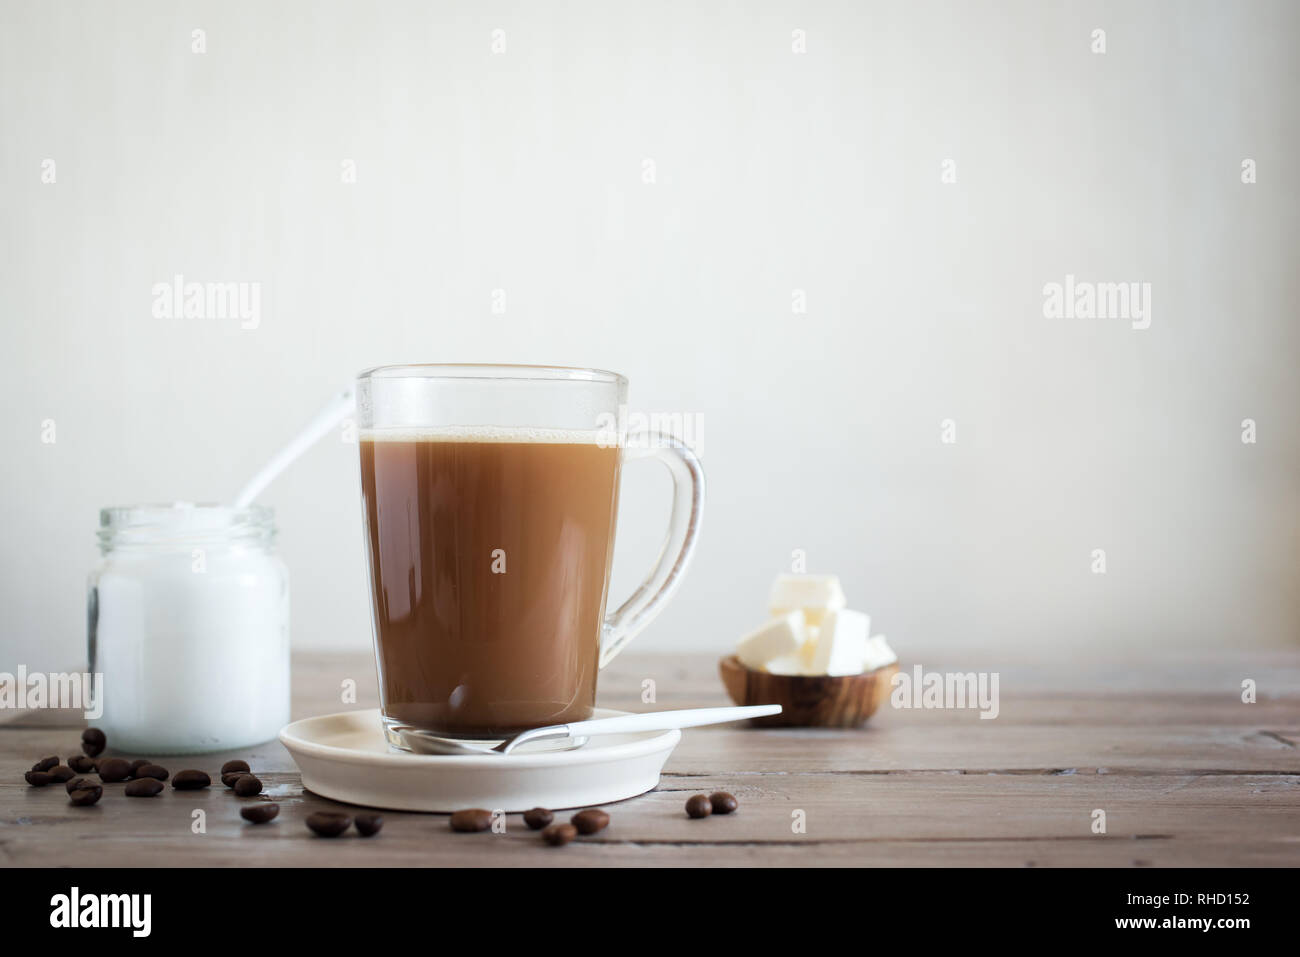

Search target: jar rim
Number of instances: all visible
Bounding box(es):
[356,363,626,385]
[98,503,275,549]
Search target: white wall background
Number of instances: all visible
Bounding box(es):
[2,0,1297,674]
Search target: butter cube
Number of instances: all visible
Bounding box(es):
[797,625,821,670]
[809,608,871,676]
[765,655,807,676]
[736,610,806,671]
[769,574,847,626]
[862,634,899,672]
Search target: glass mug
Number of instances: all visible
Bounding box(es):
[356,364,704,747]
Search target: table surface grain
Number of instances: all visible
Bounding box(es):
[2,649,1298,867]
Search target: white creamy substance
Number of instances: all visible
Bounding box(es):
[90,505,289,754]
[740,574,898,676]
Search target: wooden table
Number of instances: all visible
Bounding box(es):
[3,650,1298,866]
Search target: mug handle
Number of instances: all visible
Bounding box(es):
[599,433,705,668]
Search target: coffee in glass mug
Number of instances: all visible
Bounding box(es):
[356,365,703,746]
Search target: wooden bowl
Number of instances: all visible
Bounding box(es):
[718,655,899,728]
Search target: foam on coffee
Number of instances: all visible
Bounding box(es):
[360,425,609,445]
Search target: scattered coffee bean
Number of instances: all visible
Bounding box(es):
[354,813,383,837]
[69,785,103,806]
[172,770,211,790]
[98,757,131,782]
[572,808,610,835]
[523,807,554,830]
[46,765,76,783]
[449,808,493,832]
[125,778,164,797]
[31,756,59,773]
[306,812,351,837]
[685,794,712,819]
[221,759,251,776]
[233,774,263,797]
[128,759,151,777]
[81,728,106,757]
[543,823,577,846]
[24,771,54,787]
[134,764,169,782]
[68,755,97,773]
[221,772,246,789]
[66,777,98,794]
[709,791,739,814]
[240,803,280,824]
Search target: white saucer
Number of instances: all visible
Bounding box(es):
[279,708,681,813]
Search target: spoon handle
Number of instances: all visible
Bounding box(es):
[563,704,781,738]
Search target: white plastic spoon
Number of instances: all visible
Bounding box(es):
[233,386,355,507]
[399,704,783,756]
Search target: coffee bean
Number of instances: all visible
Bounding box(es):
[221,760,251,776]
[24,771,54,787]
[522,807,554,830]
[172,770,211,790]
[354,813,383,837]
[97,758,131,783]
[233,774,262,797]
[306,812,351,837]
[240,803,280,824]
[128,759,151,777]
[542,823,577,846]
[31,756,59,773]
[81,728,106,757]
[571,808,610,835]
[135,764,169,782]
[46,765,75,783]
[709,791,739,814]
[69,786,103,807]
[449,808,492,832]
[685,794,712,819]
[125,778,164,797]
[66,776,98,794]
[221,772,246,789]
[68,755,97,774]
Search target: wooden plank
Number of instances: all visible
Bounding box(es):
[7,651,1297,729]
[5,718,1298,779]
[1,770,1296,867]
[663,725,1300,774]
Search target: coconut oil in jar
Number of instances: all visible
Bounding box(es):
[87,503,290,753]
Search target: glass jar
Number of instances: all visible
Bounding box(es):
[87,503,290,753]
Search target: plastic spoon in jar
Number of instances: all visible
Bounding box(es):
[233,386,355,507]
[398,704,783,756]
